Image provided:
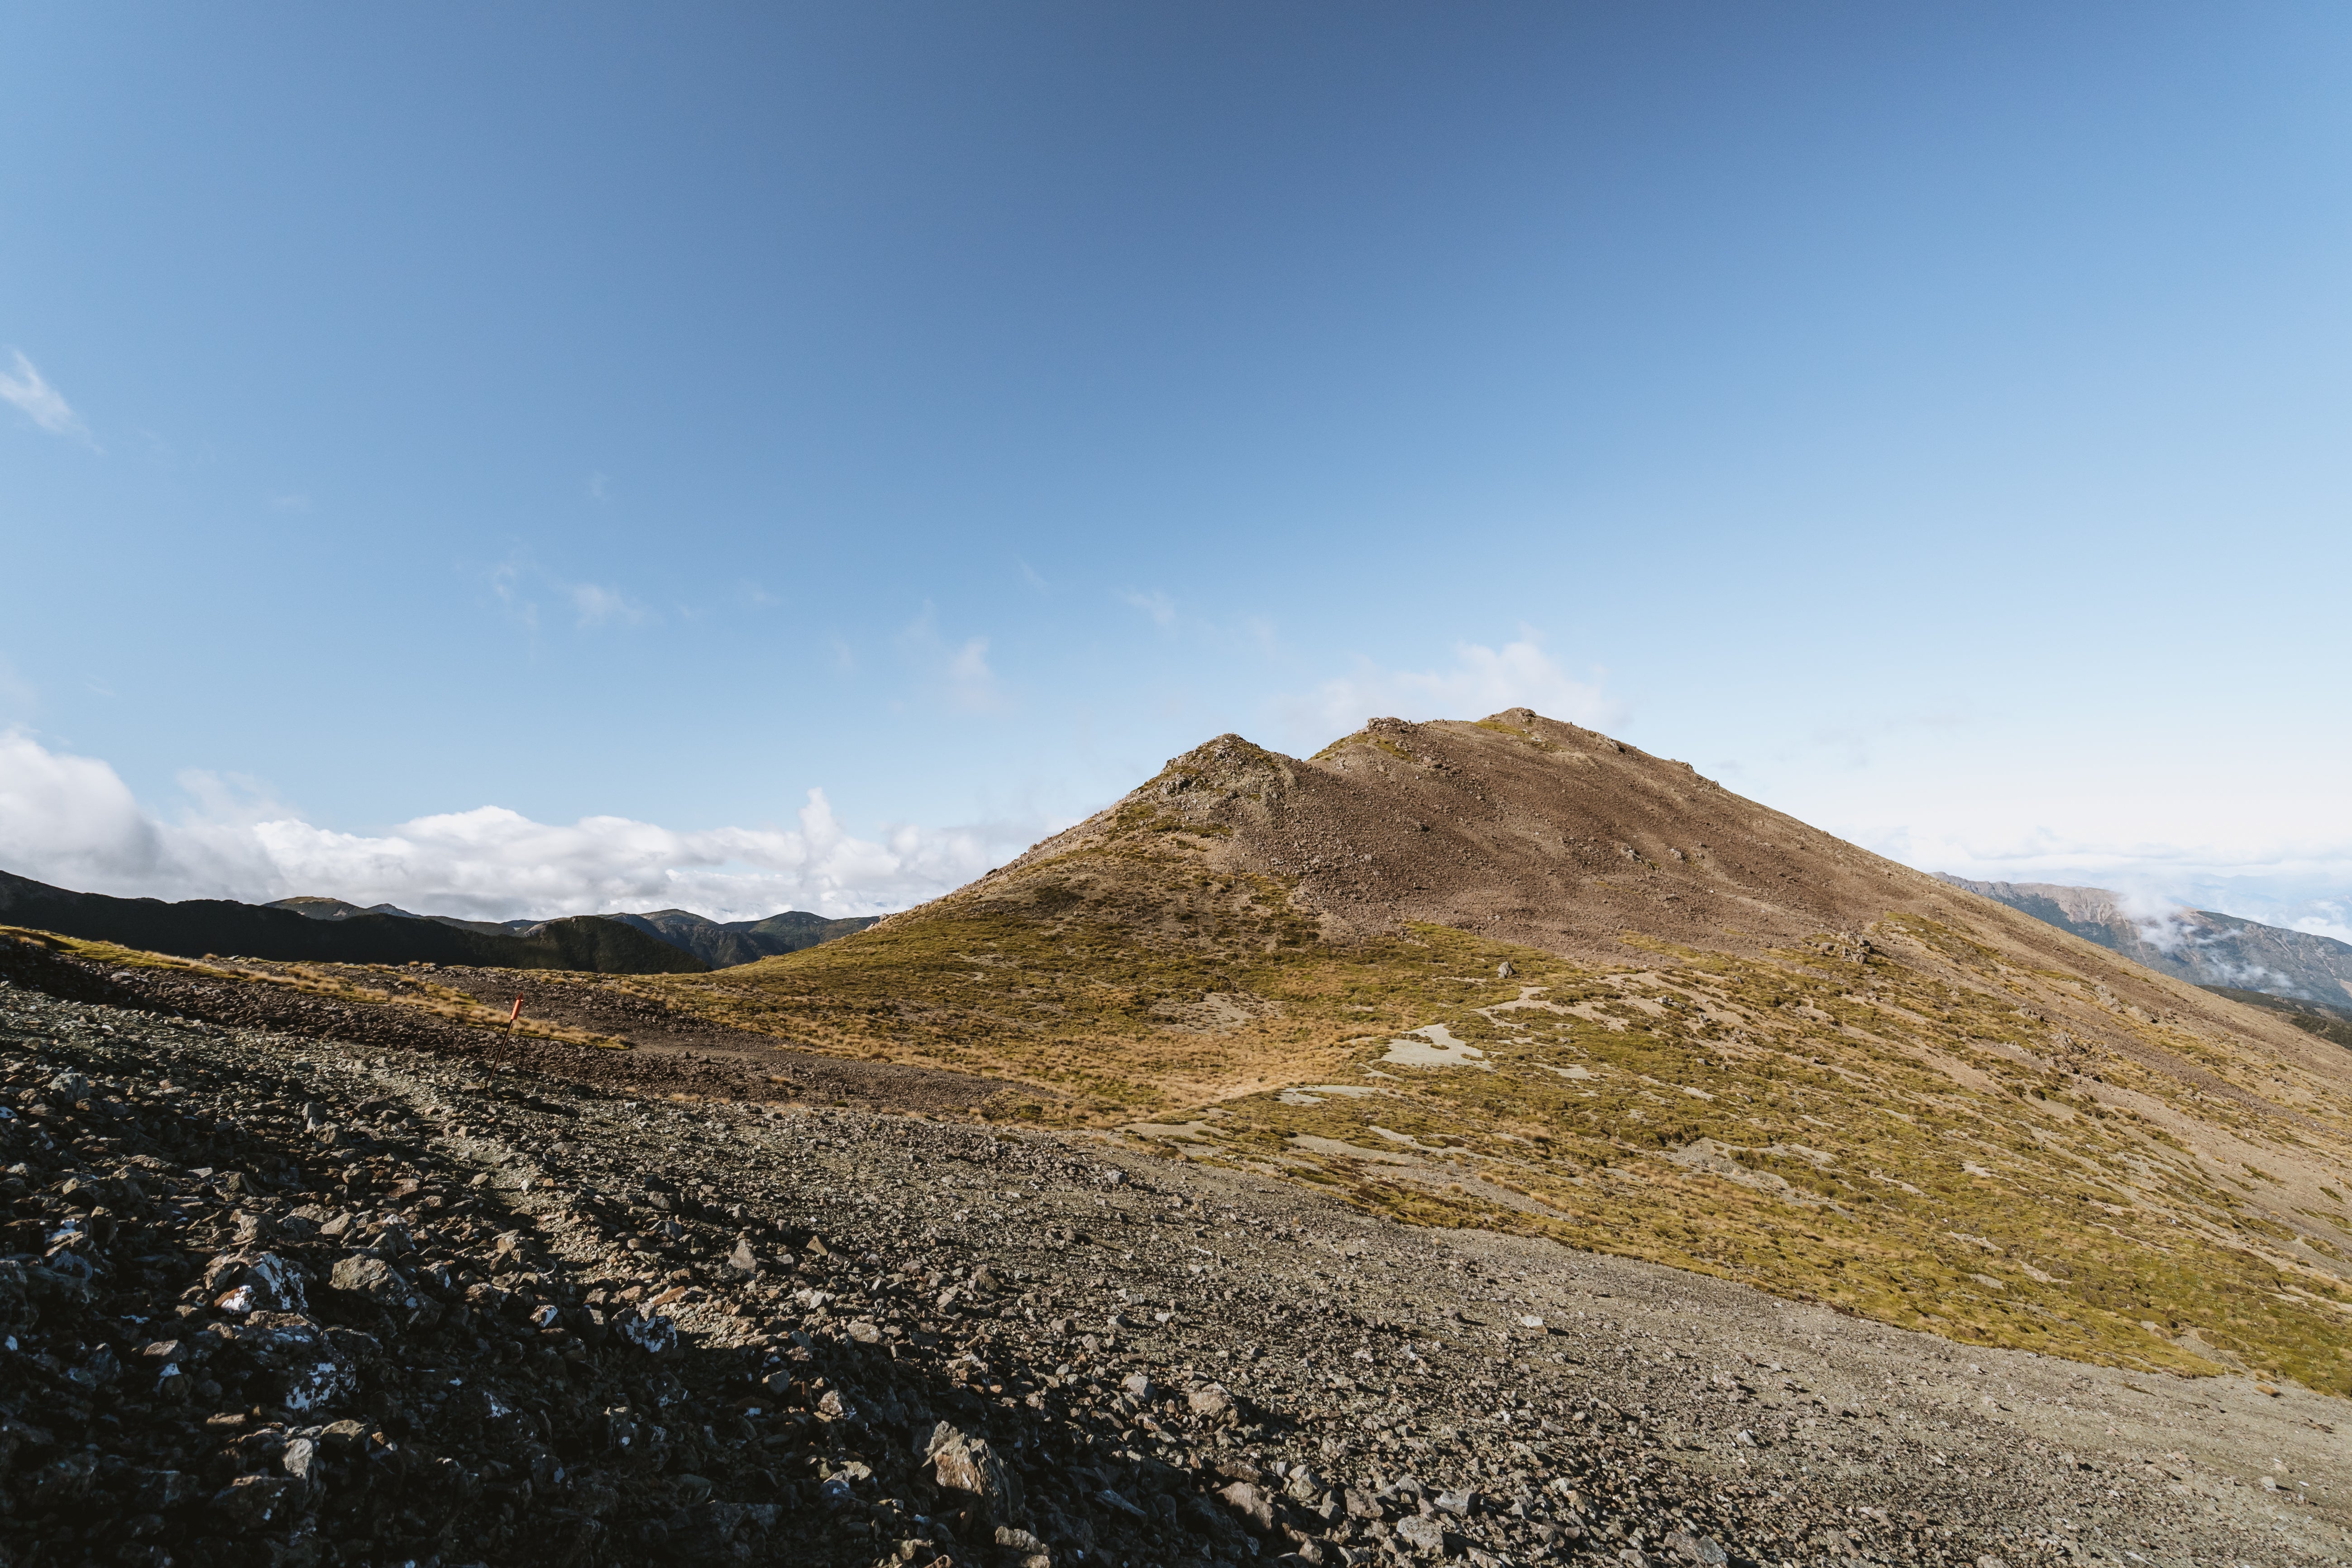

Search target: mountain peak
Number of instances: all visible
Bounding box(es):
[654,709,2352,1389]
[988,709,1956,964]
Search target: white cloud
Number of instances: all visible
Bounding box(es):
[0,350,94,445]
[1276,635,1625,746]
[489,563,540,634]
[897,605,1009,714]
[1122,589,1178,629]
[1877,818,2352,889]
[946,636,1004,713]
[0,729,1029,921]
[1860,813,2352,945]
[568,582,653,630]
[2290,908,2352,946]
[484,560,660,635]
[0,730,181,892]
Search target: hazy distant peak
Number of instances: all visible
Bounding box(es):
[1939,873,2352,1008]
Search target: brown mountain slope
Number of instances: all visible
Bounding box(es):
[981,708,1958,957]
[639,711,2352,1391]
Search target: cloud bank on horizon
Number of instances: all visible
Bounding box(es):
[1853,821,2352,947]
[0,730,1033,923]
[9,682,2352,947]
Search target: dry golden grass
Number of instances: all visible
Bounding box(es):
[637,836,2352,1394]
[0,926,629,1051]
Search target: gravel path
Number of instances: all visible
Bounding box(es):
[1,964,2344,1568]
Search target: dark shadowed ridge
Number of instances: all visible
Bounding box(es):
[269,895,877,969]
[609,908,881,968]
[0,869,707,974]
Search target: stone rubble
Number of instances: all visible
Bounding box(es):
[0,947,2338,1567]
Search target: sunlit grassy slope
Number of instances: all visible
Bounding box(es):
[0,926,629,1050]
[635,722,2352,1392]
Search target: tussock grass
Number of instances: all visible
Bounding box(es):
[643,871,2352,1393]
[0,926,630,1051]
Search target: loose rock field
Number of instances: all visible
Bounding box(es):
[0,946,2343,1567]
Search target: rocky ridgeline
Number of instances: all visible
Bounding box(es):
[0,956,2282,1567]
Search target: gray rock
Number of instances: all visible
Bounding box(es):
[282,1436,324,1485]
[210,1251,309,1315]
[1189,1382,1237,1424]
[132,1469,193,1511]
[1218,1480,1276,1534]
[997,1524,1052,1567]
[328,1253,420,1309]
[928,1422,1021,1518]
[319,1419,370,1457]
[618,1310,676,1354]
[1095,1486,1147,1519]
[23,1453,96,1510]
[1664,1530,1728,1566]
[211,1474,293,1528]
[1395,1514,1449,1555]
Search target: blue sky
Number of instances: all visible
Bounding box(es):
[5,4,2351,933]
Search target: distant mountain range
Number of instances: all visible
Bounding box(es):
[1936,875,2352,1013]
[0,869,704,974]
[266,896,546,938]
[603,908,879,968]
[265,895,876,969]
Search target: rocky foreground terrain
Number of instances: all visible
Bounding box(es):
[1,945,2347,1568]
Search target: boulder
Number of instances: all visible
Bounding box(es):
[926,1422,1021,1518]
[1217,1480,1276,1534]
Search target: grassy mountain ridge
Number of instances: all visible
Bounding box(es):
[2203,985,2352,1051]
[639,711,2352,1391]
[270,895,875,968]
[0,870,707,974]
[268,895,540,938]
[607,908,879,968]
